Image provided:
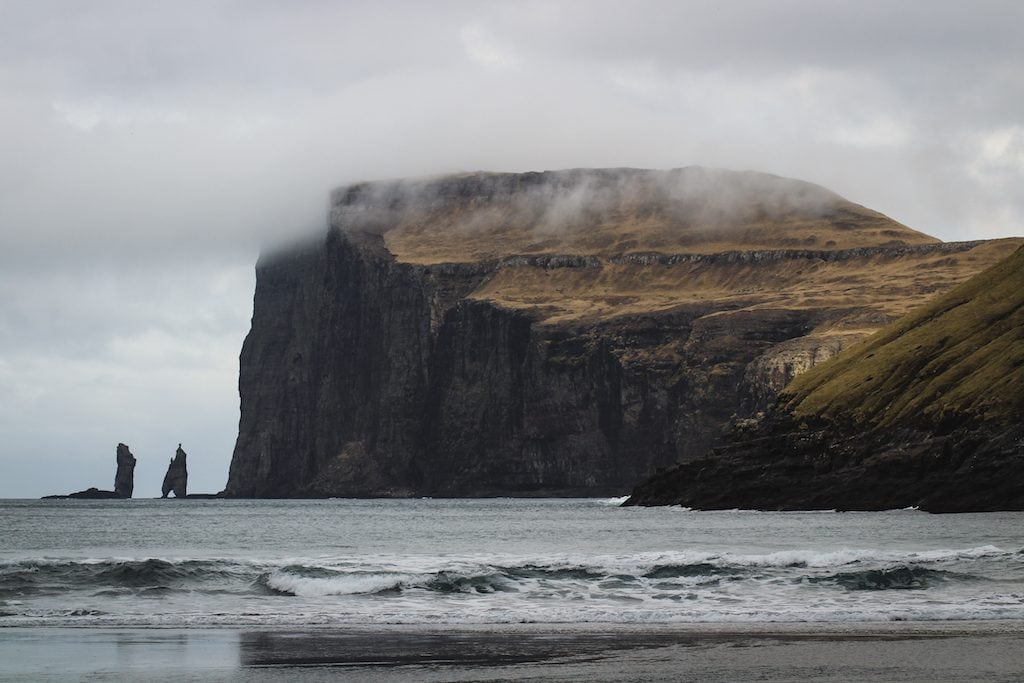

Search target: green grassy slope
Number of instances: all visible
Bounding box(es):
[781,245,1024,427]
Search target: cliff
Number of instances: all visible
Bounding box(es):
[224,168,1021,498]
[625,245,1024,511]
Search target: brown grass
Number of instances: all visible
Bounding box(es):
[382,198,936,264]
[467,240,1022,330]
[341,169,1018,347]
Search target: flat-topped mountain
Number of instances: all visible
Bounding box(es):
[334,168,936,263]
[626,244,1024,511]
[224,167,1020,498]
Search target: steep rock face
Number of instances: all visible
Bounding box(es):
[114,443,136,498]
[224,168,1021,498]
[739,332,863,413]
[226,230,486,497]
[161,445,188,498]
[422,301,627,493]
[627,245,1024,511]
[226,229,836,497]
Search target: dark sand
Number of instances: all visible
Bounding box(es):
[2,622,1023,682]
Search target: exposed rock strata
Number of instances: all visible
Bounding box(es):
[161,445,188,498]
[224,168,1021,498]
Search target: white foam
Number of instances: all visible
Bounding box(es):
[265,570,411,597]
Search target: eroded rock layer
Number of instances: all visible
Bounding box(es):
[224,168,1021,497]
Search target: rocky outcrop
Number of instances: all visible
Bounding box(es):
[223,169,1022,498]
[161,445,188,498]
[739,332,864,413]
[43,443,135,500]
[42,487,120,500]
[113,443,136,498]
[626,245,1024,511]
[625,416,1024,512]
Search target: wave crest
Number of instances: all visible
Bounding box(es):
[811,565,959,590]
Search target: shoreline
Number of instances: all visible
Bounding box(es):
[4,621,1024,682]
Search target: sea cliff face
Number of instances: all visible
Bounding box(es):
[224,168,1021,498]
[225,228,688,496]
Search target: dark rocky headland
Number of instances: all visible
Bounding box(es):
[223,167,1022,498]
[626,245,1024,512]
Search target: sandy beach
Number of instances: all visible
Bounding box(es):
[3,622,1024,682]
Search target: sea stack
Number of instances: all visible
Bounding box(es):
[41,442,136,499]
[161,444,188,498]
[113,443,136,498]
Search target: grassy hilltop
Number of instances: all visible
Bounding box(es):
[783,244,1024,427]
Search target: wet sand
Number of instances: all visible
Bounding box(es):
[3,622,1024,682]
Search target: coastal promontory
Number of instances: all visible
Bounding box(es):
[224,167,1021,498]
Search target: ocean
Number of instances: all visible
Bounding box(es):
[3,498,1024,628]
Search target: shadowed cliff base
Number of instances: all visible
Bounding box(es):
[224,168,1021,498]
[626,245,1024,512]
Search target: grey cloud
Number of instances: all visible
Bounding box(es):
[0,259,252,497]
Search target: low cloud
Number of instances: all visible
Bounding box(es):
[332,167,844,245]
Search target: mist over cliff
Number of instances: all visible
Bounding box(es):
[224,168,1020,498]
[329,167,934,264]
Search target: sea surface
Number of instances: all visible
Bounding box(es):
[2,498,1024,628]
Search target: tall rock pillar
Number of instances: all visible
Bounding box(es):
[113,443,136,498]
[161,444,188,498]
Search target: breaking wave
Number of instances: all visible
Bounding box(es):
[3,544,1021,626]
[0,557,253,598]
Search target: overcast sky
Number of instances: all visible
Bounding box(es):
[1,0,1021,497]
